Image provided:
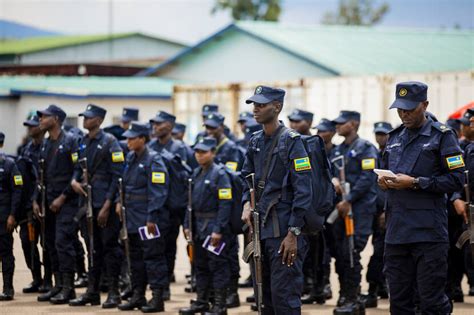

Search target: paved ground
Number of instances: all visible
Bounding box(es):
[2,231,473,314]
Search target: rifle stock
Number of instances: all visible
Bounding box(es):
[118,178,131,278]
[38,159,46,263]
[27,211,35,269]
[79,157,94,269]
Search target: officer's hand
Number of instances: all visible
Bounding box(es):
[115,203,122,221]
[50,194,66,213]
[336,200,351,218]
[279,232,298,267]
[146,222,157,236]
[184,228,192,242]
[241,202,253,234]
[71,179,87,196]
[377,176,391,190]
[332,178,342,195]
[97,200,111,228]
[6,215,16,233]
[387,174,415,190]
[453,199,468,224]
[32,201,41,219]
[210,232,222,247]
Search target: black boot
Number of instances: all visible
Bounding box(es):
[23,267,42,294]
[360,282,378,308]
[162,286,170,301]
[184,274,196,293]
[451,285,464,303]
[118,289,147,311]
[38,269,52,293]
[204,289,227,315]
[141,288,165,313]
[0,272,14,301]
[334,288,364,315]
[38,272,61,302]
[74,272,88,288]
[179,288,210,315]
[50,273,76,304]
[469,286,474,296]
[102,278,121,309]
[238,275,253,288]
[225,278,240,308]
[69,275,100,306]
[246,294,255,303]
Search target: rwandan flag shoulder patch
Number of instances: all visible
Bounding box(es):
[294,157,311,172]
[446,155,465,170]
[112,152,125,163]
[361,158,376,170]
[218,188,232,200]
[151,172,166,184]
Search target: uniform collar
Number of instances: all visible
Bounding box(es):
[400,118,432,138]
[86,129,104,140]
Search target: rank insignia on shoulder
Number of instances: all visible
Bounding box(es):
[361,158,375,170]
[294,157,311,172]
[14,175,23,186]
[151,172,166,184]
[71,152,78,163]
[446,155,464,170]
[112,152,124,163]
[288,131,299,138]
[218,188,232,200]
[225,161,238,172]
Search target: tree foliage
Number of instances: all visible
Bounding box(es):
[212,0,282,21]
[322,0,389,26]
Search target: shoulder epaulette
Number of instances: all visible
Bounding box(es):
[288,130,300,139]
[432,121,451,133]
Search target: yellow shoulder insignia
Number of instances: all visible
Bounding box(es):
[151,172,166,184]
[112,152,124,163]
[218,188,232,200]
[14,175,23,186]
[361,158,376,170]
[225,161,238,172]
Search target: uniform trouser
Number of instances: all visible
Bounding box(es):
[164,208,184,283]
[384,242,451,315]
[129,232,168,292]
[463,241,474,287]
[323,223,341,285]
[302,233,325,290]
[228,235,240,281]
[54,205,78,274]
[0,232,15,283]
[446,214,465,294]
[80,207,122,286]
[44,208,59,273]
[366,212,386,286]
[261,236,308,315]
[19,220,42,279]
[194,236,230,290]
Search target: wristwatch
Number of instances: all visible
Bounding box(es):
[288,226,301,236]
[412,177,420,190]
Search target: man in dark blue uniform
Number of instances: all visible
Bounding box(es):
[288,109,313,136]
[34,105,80,304]
[379,81,464,314]
[314,119,337,155]
[330,110,378,314]
[68,104,124,308]
[241,85,312,314]
[180,137,233,315]
[172,123,187,141]
[236,111,254,149]
[0,132,23,301]
[117,123,170,312]
[361,121,392,308]
[194,105,219,145]
[104,107,139,154]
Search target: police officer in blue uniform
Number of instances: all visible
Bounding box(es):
[17,114,48,294]
[361,121,392,308]
[236,111,255,148]
[104,107,139,154]
[194,105,220,145]
[241,85,312,314]
[180,137,233,315]
[314,118,337,156]
[0,132,23,301]
[68,104,124,308]
[117,123,170,313]
[288,109,313,136]
[330,110,378,314]
[172,123,186,141]
[379,81,464,314]
[34,105,80,304]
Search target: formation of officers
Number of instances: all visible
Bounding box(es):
[0,80,473,315]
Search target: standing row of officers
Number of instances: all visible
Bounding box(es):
[0,80,473,315]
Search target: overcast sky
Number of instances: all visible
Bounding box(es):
[1,0,472,44]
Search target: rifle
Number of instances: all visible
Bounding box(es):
[331,155,355,268]
[456,170,474,264]
[118,178,131,279]
[79,157,94,268]
[38,159,46,262]
[245,173,263,314]
[185,178,196,292]
[27,211,35,269]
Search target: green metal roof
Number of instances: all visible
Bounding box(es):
[0,75,176,98]
[143,22,474,76]
[0,32,187,55]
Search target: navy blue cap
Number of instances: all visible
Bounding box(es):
[121,107,139,123]
[246,85,285,104]
[446,118,461,132]
[456,108,474,126]
[23,113,40,127]
[202,104,219,116]
[122,122,149,138]
[288,109,314,122]
[194,136,217,151]
[79,104,106,119]
[313,118,336,132]
[333,110,361,124]
[0,132,4,144]
[172,123,186,134]
[204,113,225,128]
[150,111,176,124]
[373,121,393,134]
[245,120,262,135]
[37,104,66,123]
[390,81,428,110]
[237,111,254,123]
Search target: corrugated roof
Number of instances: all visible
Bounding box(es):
[0,75,176,98]
[0,33,187,55]
[141,22,474,77]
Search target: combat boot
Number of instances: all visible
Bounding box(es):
[179,288,210,315]
[141,288,165,313]
[360,282,378,308]
[121,284,133,300]
[302,275,326,305]
[162,286,170,301]
[50,273,76,304]
[0,272,14,301]
[204,289,227,315]
[118,289,147,311]
[451,285,464,303]
[102,278,121,308]
[38,272,61,302]
[469,286,474,296]
[38,268,52,293]
[69,275,100,306]
[23,267,42,293]
[334,288,365,315]
[225,278,240,308]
